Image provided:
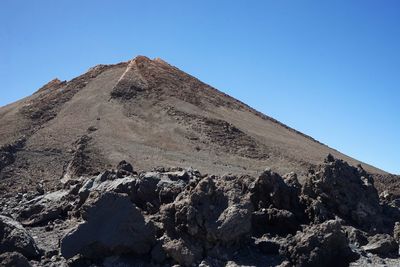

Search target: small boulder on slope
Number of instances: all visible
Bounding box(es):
[60,192,155,259]
[0,215,40,260]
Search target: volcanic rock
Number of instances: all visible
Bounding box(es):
[162,175,253,245]
[302,157,384,231]
[0,215,40,259]
[282,219,359,267]
[17,190,72,226]
[60,192,155,259]
[162,238,203,266]
[0,252,32,267]
[77,167,200,213]
[250,169,304,236]
[116,160,135,177]
[362,234,398,256]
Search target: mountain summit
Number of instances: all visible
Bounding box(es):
[1,56,400,266]
[0,56,390,193]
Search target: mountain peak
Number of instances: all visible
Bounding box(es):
[34,78,66,94]
[131,55,152,64]
[0,56,390,196]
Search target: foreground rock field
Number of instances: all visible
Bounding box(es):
[0,155,399,266]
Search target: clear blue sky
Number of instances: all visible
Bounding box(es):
[1,1,399,174]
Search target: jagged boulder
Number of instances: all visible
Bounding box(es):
[78,167,200,213]
[362,234,398,256]
[77,171,122,204]
[282,219,359,267]
[60,192,155,259]
[165,175,253,243]
[0,252,32,267]
[116,160,136,177]
[251,169,302,213]
[159,175,254,265]
[250,169,304,236]
[343,226,368,247]
[130,170,193,213]
[0,215,40,259]
[302,156,383,231]
[17,190,73,226]
[162,237,203,267]
[117,160,134,173]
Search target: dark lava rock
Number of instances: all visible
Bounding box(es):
[77,168,199,214]
[254,237,281,255]
[162,237,203,267]
[1,157,399,266]
[17,190,72,226]
[0,215,40,259]
[160,175,254,265]
[164,175,253,244]
[0,252,32,267]
[61,192,155,259]
[303,156,384,231]
[362,234,398,256]
[282,219,359,267]
[251,169,299,210]
[250,169,305,236]
[251,169,304,218]
[252,208,300,236]
[116,160,135,176]
[343,225,369,247]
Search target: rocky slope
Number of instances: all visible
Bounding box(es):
[0,156,399,266]
[1,56,399,266]
[0,56,394,197]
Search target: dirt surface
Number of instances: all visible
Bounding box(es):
[0,55,394,196]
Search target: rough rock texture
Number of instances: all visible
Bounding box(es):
[17,190,72,226]
[0,215,40,259]
[252,208,300,236]
[0,251,32,267]
[166,108,271,160]
[61,192,155,259]
[250,169,305,236]
[77,167,200,213]
[0,157,399,266]
[166,175,253,243]
[0,137,26,174]
[362,234,398,256]
[302,156,387,232]
[283,220,359,267]
[158,175,255,266]
[162,238,203,267]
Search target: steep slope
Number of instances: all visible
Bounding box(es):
[0,56,389,194]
